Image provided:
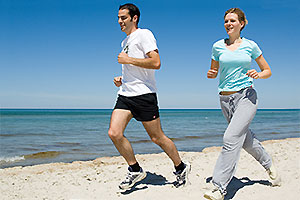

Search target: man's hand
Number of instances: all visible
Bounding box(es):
[207,68,218,79]
[118,52,131,64]
[113,76,122,87]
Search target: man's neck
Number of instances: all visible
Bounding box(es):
[126,27,138,36]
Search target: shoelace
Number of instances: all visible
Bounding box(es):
[122,172,135,184]
[175,171,185,181]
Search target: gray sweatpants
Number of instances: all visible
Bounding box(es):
[212,87,272,194]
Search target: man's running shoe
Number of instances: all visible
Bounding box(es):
[173,162,191,188]
[119,167,146,190]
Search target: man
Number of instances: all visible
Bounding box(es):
[108,3,191,190]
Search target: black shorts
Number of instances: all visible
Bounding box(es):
[114,93,160,122]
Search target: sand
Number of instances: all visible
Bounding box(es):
[0,138,299,200]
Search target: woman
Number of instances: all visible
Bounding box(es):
[204,8,281,200]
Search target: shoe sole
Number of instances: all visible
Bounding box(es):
[119,172,147,190]
[203,194,213,200]
[204,193,223,200]
[185,163,191,186]
[271,176,281,187]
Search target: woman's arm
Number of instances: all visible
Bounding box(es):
[207,59,219,79]
[246,55,272,79]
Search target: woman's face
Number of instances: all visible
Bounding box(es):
[224,13,244,35]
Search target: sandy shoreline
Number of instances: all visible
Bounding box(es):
[1,138,299,200]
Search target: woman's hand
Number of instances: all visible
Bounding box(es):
[246,69,260,79]
[207,68,218,79]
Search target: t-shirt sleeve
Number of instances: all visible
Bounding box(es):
[251,41,262,59]
[211,43,219,61]
[139,30,158,54]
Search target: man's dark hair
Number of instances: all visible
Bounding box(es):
[119,3,140,26]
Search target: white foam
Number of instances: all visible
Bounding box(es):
[0,156,25,163]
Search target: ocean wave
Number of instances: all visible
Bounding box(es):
[0,134,17,137]
[24,151,65,159]
[0,156,25,163]
[170,134,220,141]
[84,129,99,132]
[54,142,81,147]
[130,134,220,144]
[131,139,152,144]
[0,133,53,137]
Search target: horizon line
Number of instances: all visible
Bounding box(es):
[1,108,299,110]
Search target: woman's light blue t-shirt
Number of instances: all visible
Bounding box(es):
[211,37,262,92]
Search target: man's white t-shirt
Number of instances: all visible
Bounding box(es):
[118,28,158,97]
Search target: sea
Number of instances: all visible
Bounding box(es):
[0,109,299,169]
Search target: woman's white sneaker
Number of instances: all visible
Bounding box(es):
[204,187,224,200]
[267,164,281,187]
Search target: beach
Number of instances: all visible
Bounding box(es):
[1,137,299,200]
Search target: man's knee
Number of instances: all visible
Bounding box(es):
[108,128,123,141]
[151,134,169,146]
[151,136,159,145]
[150,135,164,145]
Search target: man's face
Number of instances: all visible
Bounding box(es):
[118,9,136,35]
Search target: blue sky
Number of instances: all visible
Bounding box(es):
[1,0,299,109]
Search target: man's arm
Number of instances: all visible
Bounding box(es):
[118,49,161,70]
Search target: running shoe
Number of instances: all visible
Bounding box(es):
[173,162,191,188]
[204,187,224,200]
[119,167,146,190]
[267,163,281,187]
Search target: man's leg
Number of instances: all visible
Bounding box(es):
[108,109,137,165]
[142,117,181,166]
[109,109,147,190]
[142,117,191,187]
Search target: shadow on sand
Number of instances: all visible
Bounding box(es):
[206,176,271,200]
[120,171,173,195]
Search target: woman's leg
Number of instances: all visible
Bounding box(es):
[212,88,258,194]
[243,129,272,169]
